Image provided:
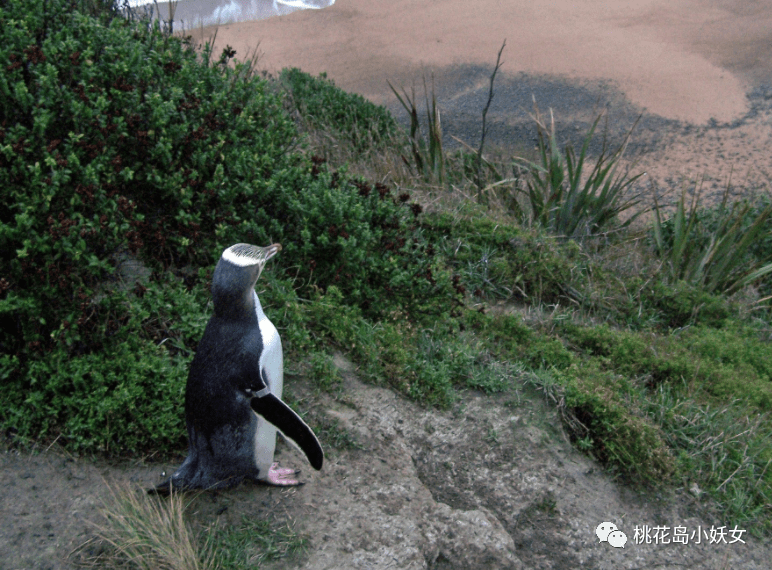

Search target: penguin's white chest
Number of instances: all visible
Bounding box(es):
[253,291,283,393]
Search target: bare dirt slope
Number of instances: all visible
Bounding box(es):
[3,354,771,569]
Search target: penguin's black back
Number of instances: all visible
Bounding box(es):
[185,314,265,434]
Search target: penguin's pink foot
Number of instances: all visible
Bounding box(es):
[262,463,303,486]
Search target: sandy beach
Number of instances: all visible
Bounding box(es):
[183,0,772,202]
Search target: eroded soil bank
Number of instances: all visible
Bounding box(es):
[3,354,771,569]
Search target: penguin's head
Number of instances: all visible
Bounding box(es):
[211,243,281,320]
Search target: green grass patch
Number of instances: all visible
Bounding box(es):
[422,212,585,303]
[465,306,772,532]
[525,364,676,482]
[308,350,343,394]
[208,517,307,568]
[558,321,772,412]
[644,385,772,535]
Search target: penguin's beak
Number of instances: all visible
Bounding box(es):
[261,243,282,261]
[255,243,281,281]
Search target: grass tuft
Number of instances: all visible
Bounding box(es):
[388,75,445,185]
[86,481,215,570]
[645,385,772,536]
[207,517,307,568]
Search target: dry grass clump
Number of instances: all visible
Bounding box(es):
[79,482,215,570]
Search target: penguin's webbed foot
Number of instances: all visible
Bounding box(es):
[150,477,182,495]
[260,462,303,486]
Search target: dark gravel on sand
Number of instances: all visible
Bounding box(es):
[385,65,772,162]
[384,65,682,156]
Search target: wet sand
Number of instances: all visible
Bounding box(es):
[183,0,772,202]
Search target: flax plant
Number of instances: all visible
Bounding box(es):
[388,75,444,185]
[652,182,772,295]
[514,106,644,239]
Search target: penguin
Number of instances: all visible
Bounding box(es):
[155,243,323,493]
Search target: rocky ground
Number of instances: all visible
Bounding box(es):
[2,350,770,570]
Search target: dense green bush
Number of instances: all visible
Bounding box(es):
[0,0,296,358]
[0,0,446,346]
[0,0,452,453]
[422,212,584,303]
[0,275,203,453]
[243,164,452,317]
[281,68,399,152]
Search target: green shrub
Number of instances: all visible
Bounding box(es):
[0,0,295,360]
[2,335,188,454]
[305,286,515,407]
[258,273,314,354]
[281,68,398,152]
[411,330,513,398]
[0,273,205,453]
[527,365,675,482]
[0,0,460,454]
[306,285,457,407]
[521,336,574,370]
[246,166,453,318]
[566,378,675,481]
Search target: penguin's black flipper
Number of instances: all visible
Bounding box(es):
[250,394,324,471]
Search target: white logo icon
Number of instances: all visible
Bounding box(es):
[596,522,617,542]
[596,522,627,548]
[607,529,628,548]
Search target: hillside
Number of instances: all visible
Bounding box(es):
[1,0,772,568]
